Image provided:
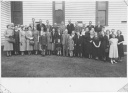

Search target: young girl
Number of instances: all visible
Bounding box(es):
[68,35,74,57]
[39,31,47,56]
[56,39,62,56]
[4,24,14,57]
[109,34,118,64]
[93,32,101,60]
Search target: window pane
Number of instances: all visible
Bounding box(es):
[98,1,106,10]
[55,3,62,10]
[98,10,106,25]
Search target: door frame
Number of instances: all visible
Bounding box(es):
[52,1,65,26]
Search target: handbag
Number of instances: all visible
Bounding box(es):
[29,40,34,45]
[8,37,15,43]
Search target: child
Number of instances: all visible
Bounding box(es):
[109,34,118,64]
[56,39,62,56]
[68,35,74,57]
[39,31,47,56]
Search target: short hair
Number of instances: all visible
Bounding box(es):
[6,25,10,28]
[117,30,122,34]
[89,21,92,23]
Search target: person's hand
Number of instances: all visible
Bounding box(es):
[118,43,120,45]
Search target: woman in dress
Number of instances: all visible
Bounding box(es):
[46,28,52,55]
[109,34,118,64]
[87,30,94,59]
[13,26,20,55]
[99,31,106,61]
[68,35,74,57]
[93,32,101,60]
[117,30,124,61]
[20,26,26,55]
[33,27,39,55]
[25,26,34,55]
[4,24,14,57]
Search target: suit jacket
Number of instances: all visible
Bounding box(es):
[39,35,47,45]
[104,35,111,47]
[95,25,103,33]
[73,35,82,46]
[67,23,75,34]
[37,23,46,32]
[87,25,94,31]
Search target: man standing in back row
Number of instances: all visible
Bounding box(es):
[67,19,75,35]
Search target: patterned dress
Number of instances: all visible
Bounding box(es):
[20,30,26,51]
[26,30,33,51]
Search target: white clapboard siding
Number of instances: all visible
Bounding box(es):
[65,2,96,26]
[106,1,127,44]
[23,1,53,26]
[1,1,11,45]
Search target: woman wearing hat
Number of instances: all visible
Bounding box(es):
[4,24,14,56]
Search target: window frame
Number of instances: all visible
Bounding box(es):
[96,1,108,26]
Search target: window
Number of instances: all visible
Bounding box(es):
[96,1,108,26]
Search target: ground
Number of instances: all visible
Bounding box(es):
[1,54,127,77]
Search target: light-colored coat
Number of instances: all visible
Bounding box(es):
[4,29,14,51]
[26,30,33,51]
[19,30,26,51]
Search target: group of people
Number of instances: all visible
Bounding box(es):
[4,18,124,64]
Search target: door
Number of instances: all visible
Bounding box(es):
[11,1,23,25]
[53,1,65,26]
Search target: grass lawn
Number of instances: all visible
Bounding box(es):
[1,54,127,77]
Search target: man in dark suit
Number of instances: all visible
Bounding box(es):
[87,21,94,31]
[67,19,75,35]
[37,19,46,35]
[95,21,103,33]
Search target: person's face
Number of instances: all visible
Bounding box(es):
[39,20,42,24]
[106,30,110,35]
[89,21,92,25]
[29,27,31,31]
[117,30,120,35]
[112,34,115,38]
[65,30,68,34]
[75,22,78,26]
[68,20,71,24]
[61,21,64,25]
[8,25,11,29]
[77,32,80,35]
[52,29,55,32]
[86,28,89,32]
[32,18,35,22]
[54,23,57,26]
[41,27,44,31]
[102,27,105,31]
[47,29,49,32]
[46,20,49,24]
[72,31,75,35]
[98,21,100,25]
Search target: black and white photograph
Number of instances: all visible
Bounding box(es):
[0,0,128,92]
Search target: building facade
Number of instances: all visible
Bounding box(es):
[1,1,127,51]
